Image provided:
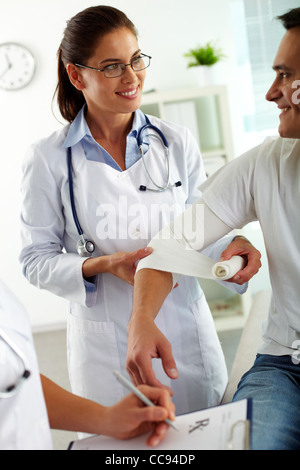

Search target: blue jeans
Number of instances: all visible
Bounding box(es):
[233,354,300,450]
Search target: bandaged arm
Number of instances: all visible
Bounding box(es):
[136,198,234,287]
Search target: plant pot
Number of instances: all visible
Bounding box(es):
[195,65,218,87]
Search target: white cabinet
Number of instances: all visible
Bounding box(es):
[141,86,251,331]
[141,85,234,178]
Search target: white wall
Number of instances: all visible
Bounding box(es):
[0,0,253,330]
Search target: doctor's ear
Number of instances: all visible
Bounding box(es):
[66,63,85,90]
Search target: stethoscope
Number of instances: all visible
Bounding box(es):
[137,115,182,192]
[0,329,31,399]
[67,115,182,257]
[67,146,96,257]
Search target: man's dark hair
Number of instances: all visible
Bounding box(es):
[277,7,300,30]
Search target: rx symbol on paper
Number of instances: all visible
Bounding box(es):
[189,418,210,433]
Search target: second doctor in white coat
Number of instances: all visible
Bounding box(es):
[20,6,254,415]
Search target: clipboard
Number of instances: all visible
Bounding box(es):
[69,399,252,451]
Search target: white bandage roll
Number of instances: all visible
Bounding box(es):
[136,200,246,286]
[137,234,246,283]
[212,256,246,280]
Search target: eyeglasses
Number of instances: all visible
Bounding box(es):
[75,53,151,78]
[0,329,31,399]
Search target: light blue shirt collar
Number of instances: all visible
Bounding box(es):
[63,107,149,171]
[63,106,89,148]
[63,106,146,148]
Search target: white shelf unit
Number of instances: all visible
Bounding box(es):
[141,86,251,331]
[141,85,234,175]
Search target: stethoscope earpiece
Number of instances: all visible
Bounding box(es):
[139,181,182,192]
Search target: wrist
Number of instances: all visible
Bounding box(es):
[82,255,110,279]
[128,311,155,332]
[88,404,111,436]
[82,402,111,436]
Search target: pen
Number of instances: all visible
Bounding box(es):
[113,370,179,432]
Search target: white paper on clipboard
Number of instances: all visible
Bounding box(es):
[69,399,251,451]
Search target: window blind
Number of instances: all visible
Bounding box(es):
[235,0,299,133]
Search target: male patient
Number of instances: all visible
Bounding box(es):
[126,7,300,450]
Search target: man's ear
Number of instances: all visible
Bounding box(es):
[66,63,85,91]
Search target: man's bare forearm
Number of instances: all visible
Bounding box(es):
[130,268,173,322]
[127,268,178,387]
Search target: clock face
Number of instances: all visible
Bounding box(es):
[0,42,35,91]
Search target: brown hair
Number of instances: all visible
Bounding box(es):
[54,6,138,123]
[277,7,300,30]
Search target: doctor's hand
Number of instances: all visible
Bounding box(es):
[126,317,178,394]
[41,375,174,447]
[82,247,153,286]
[108,247,153,285]
[220,236,262,285]
[102,385,175,446]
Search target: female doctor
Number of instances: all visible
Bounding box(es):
[20,6,257,415]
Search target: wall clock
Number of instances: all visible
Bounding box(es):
[0,42,35,91]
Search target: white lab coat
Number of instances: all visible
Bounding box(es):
[0,280,53,450]
[20,115,230,415]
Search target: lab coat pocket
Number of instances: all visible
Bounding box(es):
[67,314,123,405]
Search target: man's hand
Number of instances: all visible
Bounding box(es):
[126,317,178,393]
[220,236,262,284]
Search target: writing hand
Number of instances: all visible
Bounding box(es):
[103,385,176,446]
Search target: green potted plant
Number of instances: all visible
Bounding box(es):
[184,41,225,86]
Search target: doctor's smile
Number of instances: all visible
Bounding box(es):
[117,87,140,99]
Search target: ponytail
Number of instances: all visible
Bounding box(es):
[55,49,85,122]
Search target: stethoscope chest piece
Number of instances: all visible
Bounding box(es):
[77,235,95,257]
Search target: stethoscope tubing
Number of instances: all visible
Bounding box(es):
[67,114,182,254]
[0,328,31,398]
[67,147,83,237]
[137,115,181,192]
[139,141,171,191]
